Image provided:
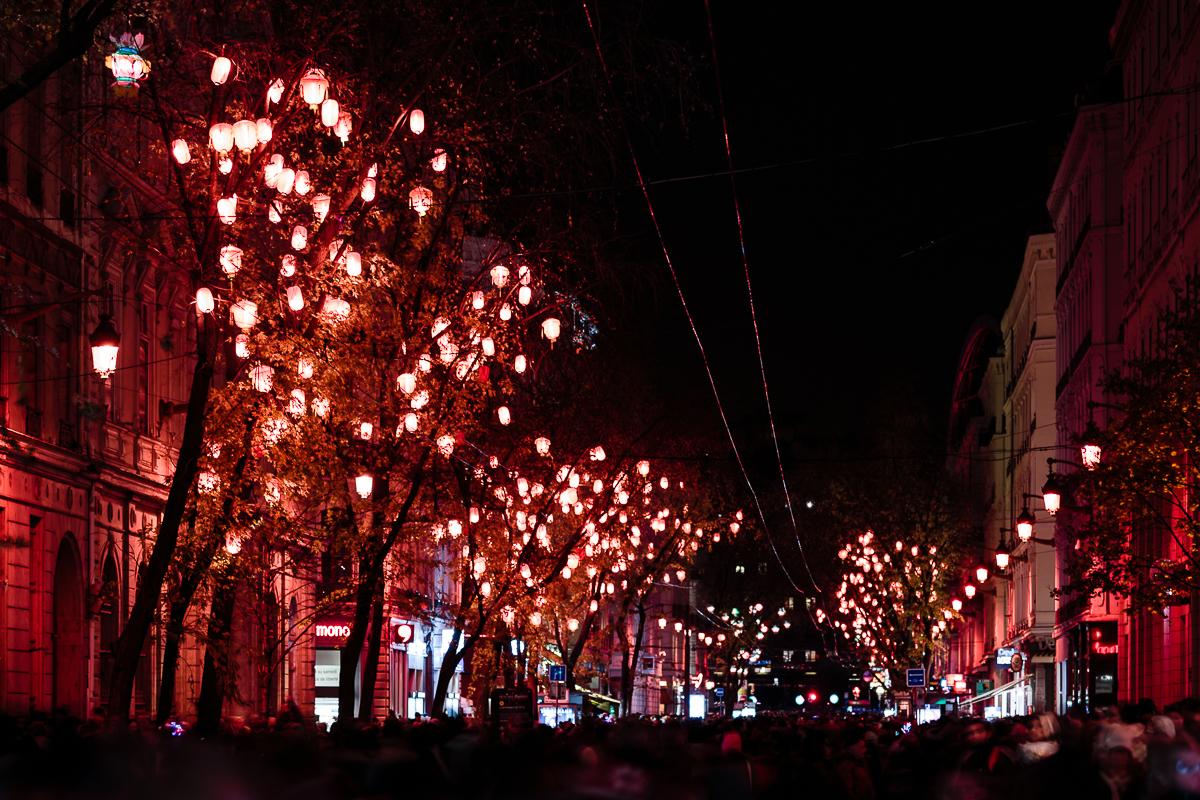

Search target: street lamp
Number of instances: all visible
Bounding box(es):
[1016,509,1035,542]
[964,583,977,599]
[1080,420,1103,470]
[1041,471,1065,515]
[994,545,1010,571]
[89,314,120,379]
[975,565,989,584]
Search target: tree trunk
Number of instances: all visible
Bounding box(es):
[0,0,120,113]
[564,610,599,691]
[336,465,427,723]
[194,567,237,736]
[357,580,385,722]
[620,604,647,716]
[337,558,375,723]
[156,588,198,725]
[108,356,213,725]
[155,413,253,724]
[431,627,467,715]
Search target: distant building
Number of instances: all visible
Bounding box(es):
[946,236,1057,717]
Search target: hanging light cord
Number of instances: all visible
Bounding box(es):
[579,0,807,599]
[702,0,820,594]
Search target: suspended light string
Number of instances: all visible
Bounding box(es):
[702,0,820,594]
[579,0,808,600]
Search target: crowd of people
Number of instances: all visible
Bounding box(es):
[3,700,1200,798]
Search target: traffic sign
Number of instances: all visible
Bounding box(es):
[906,668,926,687]
[548,664,566,682]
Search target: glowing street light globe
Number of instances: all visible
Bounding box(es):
[89,315,120,379]
[1016,509,1036,542]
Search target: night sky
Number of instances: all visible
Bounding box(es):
[605,1,1118,483]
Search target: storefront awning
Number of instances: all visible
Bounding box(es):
[957,675,1028,708]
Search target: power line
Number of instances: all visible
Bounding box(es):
[702,0,820,595]
[580,0,809,602]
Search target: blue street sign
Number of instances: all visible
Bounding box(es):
[549,665,566,682]
[714,687,725,697]
[906,668,926,688]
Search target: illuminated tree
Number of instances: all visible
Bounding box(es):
[1062,283,1200,613]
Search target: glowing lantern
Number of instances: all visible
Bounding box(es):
[219,245,243,275]
[233,119,257,153]
[499,304,512,321]
[1080,420,1103,470]
[312,396,330,417]
[409,108,425,135]
[294,170,311,195]
[298,358,314,380]
[591,446,606,461]
[514,354,527,373]
[171,139,191,164]
[106,34,150,92]
[216,195,237,224]
[195,287,215,314]
[404,413,419,433]
[210,56,233,85]
[541,317,561,342]
[234,334,249,359]
[1016,509,1035,542]
[254,119,273,145]
[225,534,242,555]
[674,621,684,633]
[276,167,296,195]
[490,265,510,288]
[286,286,304,311]
[409,186,433,216]
[975,565,989,583]
[360,177,376,202]
[209,123,234,155]
[964,583,977,599]
[995,547,1010,570]
[89,315,120,379]
[335,112,352,143]
[250,364,273,392]
[279,255,297,278]
[497,406,511,426]
[231,299,258,330]
[218,157,233,175]
[321,297,351,322]
[1041,473,1063,515]
[437,434,455,456]
[518,285,532,305]
[264,154,283,187]
[481,337,495,357]
[311,194,331,223]
[355,473,374,499]
[300,69,329,107]
[431,148,447,172]
[951,598,963,612]
[637,460,651,477]
[358,421,374,440]
[287,388,306,416]
[397,373,416,394]
[345,251,362,277]
[320,98,339,128]
[658,617,668,629]
[267,78,285,105]
[534,436,551,456]
[291,225,308,250]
